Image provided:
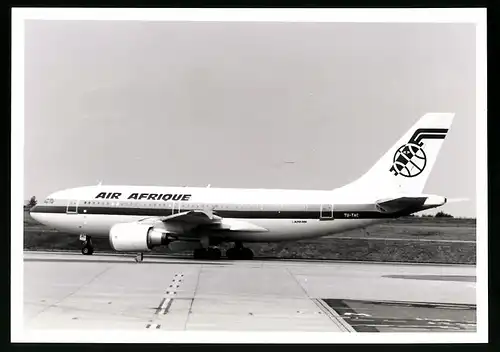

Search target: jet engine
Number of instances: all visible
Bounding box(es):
[109,222,171,252]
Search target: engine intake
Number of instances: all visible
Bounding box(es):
[109,222,171,252]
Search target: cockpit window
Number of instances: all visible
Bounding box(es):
[44,198,55,204]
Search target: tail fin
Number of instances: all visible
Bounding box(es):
[344,112,454,196]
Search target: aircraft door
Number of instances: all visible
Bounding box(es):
[66,200,79,214]
[320,204,334,219]
[173,202,182,214]
[67,199,85,232]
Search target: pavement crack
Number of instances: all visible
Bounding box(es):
[32,265,112,319]
[285,267,310,298]
[183,265,202,330]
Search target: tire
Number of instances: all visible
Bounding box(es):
[193,248,206,260]
[242,248,254,260]
[226,248,236,260]
[208,248,221,260]
[227,247,253,260]
[82,246,94,255]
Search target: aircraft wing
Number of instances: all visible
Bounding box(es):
[137,210,221,225]
[137,210,268,232]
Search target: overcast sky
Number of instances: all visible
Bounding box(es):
[23,20,476,217]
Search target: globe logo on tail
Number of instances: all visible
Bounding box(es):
[391,143,427,177]
[390,128,448,178]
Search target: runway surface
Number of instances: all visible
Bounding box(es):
[23,251,476,332]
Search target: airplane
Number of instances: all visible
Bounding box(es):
[30,112,455,262]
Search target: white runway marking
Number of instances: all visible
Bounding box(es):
[146,272,184,329]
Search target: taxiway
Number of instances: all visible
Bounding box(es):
[23,251,476,332]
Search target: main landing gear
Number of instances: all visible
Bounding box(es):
[191,242,254,260]
[193,247,222,260]
[226,242,254,260]
[80,234,94,255]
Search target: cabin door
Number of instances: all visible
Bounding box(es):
[66,199,79,214]
[67,199,86,233]
[320,204,334,219]
[173,202,182,214]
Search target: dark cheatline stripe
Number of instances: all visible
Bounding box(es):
[30,205,405,219]
[31,205,66,214]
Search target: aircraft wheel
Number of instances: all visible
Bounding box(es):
[242,248,254,260]
[207,248,221,260]
[226,247,253,260]
[226,248,237,260]
[81,246,94,255]
[81,235,94,255]
[193,248,207,260]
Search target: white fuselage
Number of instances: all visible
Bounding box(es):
[30,185,391,243]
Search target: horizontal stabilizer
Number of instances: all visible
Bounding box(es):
[376,197,427,213]
[376,194,447,213]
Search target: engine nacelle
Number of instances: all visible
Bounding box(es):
[109,222,171,252]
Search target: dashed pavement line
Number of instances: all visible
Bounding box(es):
[146,273,184,329]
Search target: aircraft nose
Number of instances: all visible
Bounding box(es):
[29,205,43,222]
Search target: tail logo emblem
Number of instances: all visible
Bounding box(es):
[390,128,448,178]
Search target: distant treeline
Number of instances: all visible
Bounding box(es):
[408,211,475,219]
[24,196,38,211]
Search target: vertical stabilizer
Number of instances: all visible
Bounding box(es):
[343,113,454,196]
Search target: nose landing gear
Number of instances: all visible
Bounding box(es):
[80,234,94,255]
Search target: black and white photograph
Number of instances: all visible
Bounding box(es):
[12,8,487,343]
